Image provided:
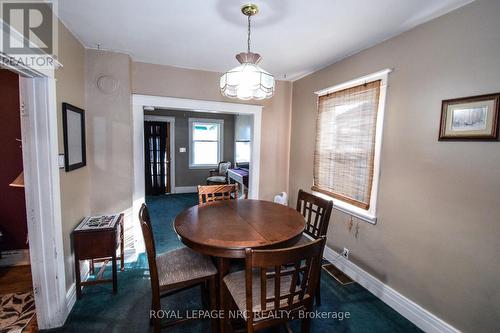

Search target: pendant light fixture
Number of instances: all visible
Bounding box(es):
[220,4,275,100]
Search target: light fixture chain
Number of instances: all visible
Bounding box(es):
[247,15,251,53]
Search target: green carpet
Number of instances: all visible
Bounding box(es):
[44,194,421,332]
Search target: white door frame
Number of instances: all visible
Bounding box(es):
[143,115,176,193]
[19,75,67,329]
[132,95,262,253]
[2,21,67,328]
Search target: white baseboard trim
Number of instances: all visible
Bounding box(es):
[174,186,198,194]
[63,248,136,322]
[323,246,460,333]
[0,249,30,266]
[64,283,77,320]
[63,260,90,322]
[123,247,139,263]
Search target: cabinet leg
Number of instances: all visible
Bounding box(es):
[112,255,117,294]
[120,219,125,271]
[75,258,82,299]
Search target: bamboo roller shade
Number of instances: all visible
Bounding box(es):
[313,80,381,209]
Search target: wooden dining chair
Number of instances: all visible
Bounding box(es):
[223,237,326,333]
[296,189,333,306]
[198,184,238,205]
[139,204,218,332]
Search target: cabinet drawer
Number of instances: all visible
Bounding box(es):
[73,231,116,259]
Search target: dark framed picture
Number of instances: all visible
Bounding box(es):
[439,93,500,141]
[62,103,86,171]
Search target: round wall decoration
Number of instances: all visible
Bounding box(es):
[96,74,119,95]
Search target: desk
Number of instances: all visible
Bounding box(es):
[227,168,249,198]
[174,200,304,332]
[73,214,124,299]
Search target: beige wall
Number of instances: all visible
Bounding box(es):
[289,0,500,332]
[132,62,292,200]
[85,50,133,214]
[55,22,90,291]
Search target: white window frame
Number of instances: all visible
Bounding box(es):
[314,68,391,224]
[188,118,224,169]
[235,140,251,164]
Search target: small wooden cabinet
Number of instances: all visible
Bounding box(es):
[72,214,124,299]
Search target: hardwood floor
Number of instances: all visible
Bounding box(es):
[0,265,38,332]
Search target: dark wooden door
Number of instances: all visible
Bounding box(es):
[144,121,170,195]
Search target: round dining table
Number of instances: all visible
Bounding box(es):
[174,199,305,332]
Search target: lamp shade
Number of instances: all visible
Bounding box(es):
[220,63,275,100]
[9,171,24,188]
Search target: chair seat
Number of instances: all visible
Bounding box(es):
[207,176,227,183]
[156,247,217,290]
[296,234,314,246]
[224,270,307,318]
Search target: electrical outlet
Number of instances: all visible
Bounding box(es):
[342,248,349,259]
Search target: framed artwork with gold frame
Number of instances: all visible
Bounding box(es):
[439,93,500,141]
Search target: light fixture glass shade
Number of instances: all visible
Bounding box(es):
[220,62,275,100]
[9,171,24,188]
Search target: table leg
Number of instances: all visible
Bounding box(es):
[218,257,229,333]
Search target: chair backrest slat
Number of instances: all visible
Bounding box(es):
[299,257,312,301]
[198,184,238,204]
[260,268,267,311]
[245,237,326,327]
[296,189,333,239]
[139,204,160,308]
[274,265,281,310]
[287,261,301,305]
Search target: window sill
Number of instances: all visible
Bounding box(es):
[312,190,377,224]
[189,164,217,170]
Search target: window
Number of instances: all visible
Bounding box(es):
[189,118,223,168]
[313,69,390,223]
[235,141,251,163]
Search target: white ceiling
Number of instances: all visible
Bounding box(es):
[58,0,472,81]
